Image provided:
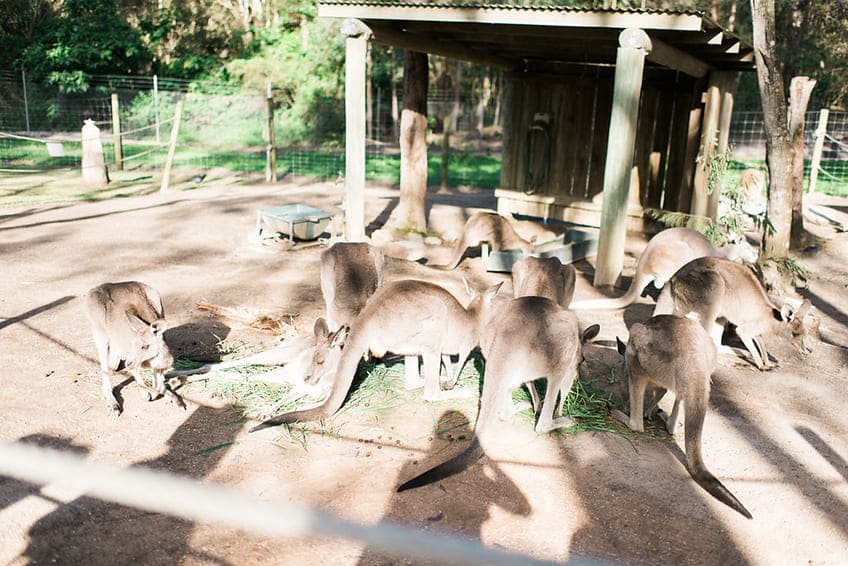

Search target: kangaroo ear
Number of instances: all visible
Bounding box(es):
[149,319,167,336]
[581,324,600,343]
[485,282,504,302]
[329,325,349,349]
[125,312,148,334]
[313,317,330,340]
[778,304,795,322]
[616,337,627,356]
[461,276,475,299]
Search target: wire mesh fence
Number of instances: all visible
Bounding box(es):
[1,71,846,196]
[729,109,848,195]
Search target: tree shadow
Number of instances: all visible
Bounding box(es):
[0,296,75,331]
[712,389,848,539]
[22,405,241,565]
[357,410,531,565]
[795,425,848,483]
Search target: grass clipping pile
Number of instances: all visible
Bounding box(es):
[177,336,670,445]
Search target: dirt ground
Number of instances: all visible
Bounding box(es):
[1,178,847,565]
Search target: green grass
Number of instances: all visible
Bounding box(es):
[185,350,627,446]
[728,158,848,197]
[4,137,844,208]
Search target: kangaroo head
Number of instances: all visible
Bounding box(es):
[771,297,818,355]
[125,313,173,372]
[721,240,759,264]
[788,299,818,355]
[304,317,348,385]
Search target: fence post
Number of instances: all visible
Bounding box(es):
[154,74,161,143]
[160,95,184,192]
[81,119,109,187]
[22,70,30,132]
[111,93,123,171]
[808,108,829,194]
[265,81,277,183]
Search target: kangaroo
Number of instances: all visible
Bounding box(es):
[168,317,345,409]
[570,227,757,310]
[396,296,599,492]
[444,211,534,269]
[654,256,813,370]
[321,241,384,331]
[610,315,752,519]
[511,255,576,308]
[249,279,503,432]
[85,281,183,414]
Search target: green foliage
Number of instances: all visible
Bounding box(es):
[225,18,346,147]
[19,0,151,92]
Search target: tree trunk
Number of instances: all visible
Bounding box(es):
[476,71,492,138]
[390,50,428,232]
[751,0,793,259]
[789,76,816,247]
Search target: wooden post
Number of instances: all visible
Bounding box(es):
[690,72,731,219]
[594,29,651,288]
[160,96,184,192]
[265,81,277,183]
[81,119,109,187]
[808,108,829,194]
[342,19,370,241]
[111,93,123,171]
[706,72,737,219]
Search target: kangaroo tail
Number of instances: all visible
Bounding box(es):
[569,276,649,310]
[443,244,467,270]
[396,437,484,492]
[690,468,753,519]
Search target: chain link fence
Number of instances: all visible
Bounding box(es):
[1,71,846,197]
[729,109,848,194]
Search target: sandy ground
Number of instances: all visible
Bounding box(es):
[1,179,847,565]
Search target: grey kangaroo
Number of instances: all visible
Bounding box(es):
[654,256,813,370]
[445,211,534,269]
[570,227,757,310]
[167,317,345,409]
[249,279,502,432]
[611,315,752,519]
[85,281,183,414]
[396,296,599,492]
[321,241,384,331]
[511,255,576,308]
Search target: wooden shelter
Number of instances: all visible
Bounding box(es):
[318,2,755,286]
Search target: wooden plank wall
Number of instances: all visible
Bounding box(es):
[501,65,702,214]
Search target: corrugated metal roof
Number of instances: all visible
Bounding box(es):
[320,1,702,17]
[318,1,754,74]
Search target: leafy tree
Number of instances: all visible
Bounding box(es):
[224,17,346,146]
[18,0,151,92]
[0,0,56,69]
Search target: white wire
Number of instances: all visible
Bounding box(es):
[0,441,571,566]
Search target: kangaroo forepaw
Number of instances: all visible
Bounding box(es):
[535,416,575,433]
[610,408,630,426]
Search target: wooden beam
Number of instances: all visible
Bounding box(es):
[319,4,706,31]
[646,35,712,78]
[594,28,651,288]
[367,22,517,69]
[342,18,369,241]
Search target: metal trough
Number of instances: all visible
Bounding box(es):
[483,229,598,272]
[256,204,334,242]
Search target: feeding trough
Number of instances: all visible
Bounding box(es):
[483,229,598,273]
[256,204,334,242]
